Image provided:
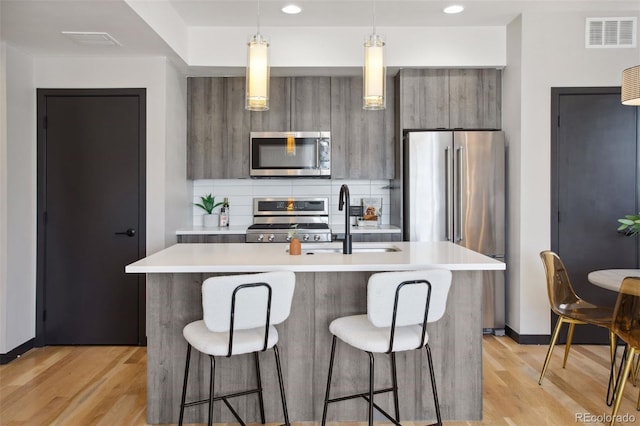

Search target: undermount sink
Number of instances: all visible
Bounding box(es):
[286,243,402,254]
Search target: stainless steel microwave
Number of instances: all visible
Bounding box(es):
[250,131,331,177]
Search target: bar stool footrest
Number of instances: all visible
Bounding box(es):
[326,386,400,426]
[183,387,261,408]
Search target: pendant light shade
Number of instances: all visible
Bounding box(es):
[363,0,385,110]
[622,65,640,106]
[363,33,386,110]
[246,0,270,111]
[246,34,270,111]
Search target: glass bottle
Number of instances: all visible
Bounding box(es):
[221,197,230,227]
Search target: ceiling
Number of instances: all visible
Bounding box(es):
[1,0,639,68]
[169,0,525,27]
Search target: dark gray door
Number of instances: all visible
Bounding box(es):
[552,87,639,344]
[37,89,146,345]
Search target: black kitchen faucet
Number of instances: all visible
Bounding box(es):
[338,184,352,254]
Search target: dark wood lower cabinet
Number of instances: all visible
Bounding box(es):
[177,235,245,243]
[350,233,402,242]
[178,234,401,244]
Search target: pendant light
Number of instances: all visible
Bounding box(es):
[246,0,270,111]
[363,0,386,110]
[622,65,640,106]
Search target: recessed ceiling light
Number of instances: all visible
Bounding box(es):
[282,4,302,15]
[443,5,465,14]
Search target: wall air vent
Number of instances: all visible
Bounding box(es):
[61,31,121,46]
[586,17,636,48]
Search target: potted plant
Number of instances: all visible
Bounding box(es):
[195,194,224,227]
[618,213,640,236]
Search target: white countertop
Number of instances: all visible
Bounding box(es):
[125,241,505,273]
[175,224,401,235]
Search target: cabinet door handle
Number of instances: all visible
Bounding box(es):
[445,147,452,242]
[115,228,136,237]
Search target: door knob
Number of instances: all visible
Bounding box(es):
[115,228,136,237]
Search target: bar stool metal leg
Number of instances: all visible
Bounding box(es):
[390,352,400,422]
[208,355,216,426]
[273,345,290,426]
[367,352,375,426]
[254,352,266,424]
[425,344,442,426]
[178,344,192,426]
[321,335,338,426]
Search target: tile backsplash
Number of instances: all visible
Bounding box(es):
[192,179,391,227]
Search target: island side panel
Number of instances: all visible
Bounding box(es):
[145,270,482,424]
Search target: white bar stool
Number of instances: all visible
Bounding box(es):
[321,269,452,426]
[178,271,295,426]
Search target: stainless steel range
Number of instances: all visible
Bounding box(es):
[246,197,332,243]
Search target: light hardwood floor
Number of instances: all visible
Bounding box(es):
[1,336,639,425]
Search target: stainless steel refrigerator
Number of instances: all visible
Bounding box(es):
[403,130,505,334]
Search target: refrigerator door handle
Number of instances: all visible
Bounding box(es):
[445,146,452,241]
[455,146,464,243]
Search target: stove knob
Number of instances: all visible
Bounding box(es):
[303,234,310,241]
[286,235,292,242]
[257,234,264,242]
[314,234,321,241]
[268,234,275,242]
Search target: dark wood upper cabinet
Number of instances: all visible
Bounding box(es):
[398,69,450,130]
[330,76,395,179]
[187,77,226,179]
[188,76,332,179]
[291,77,331,131]
[187,69,501,179]
[224,77,251,178]
[250,77,291,132]
[449,69,501,129]
[397,68,502,130]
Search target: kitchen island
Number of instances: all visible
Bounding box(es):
[126,241,505,424]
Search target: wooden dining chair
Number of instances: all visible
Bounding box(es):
[609,276,640,425]
[538,251,616,385]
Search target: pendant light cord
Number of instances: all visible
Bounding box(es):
[372,0,377,35]
[257,0,261,35]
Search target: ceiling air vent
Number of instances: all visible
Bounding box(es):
[61,31,121,46]
[586,17,637,48]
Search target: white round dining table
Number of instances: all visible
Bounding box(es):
[587,269,640,292]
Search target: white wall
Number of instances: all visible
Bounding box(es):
[188,26,507,69]
[507,9,640,335]
[503,16,522,334]
[164,60,189,246]
[3,45,36,354]
[0,37,7,352]
[0,43,38,354]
